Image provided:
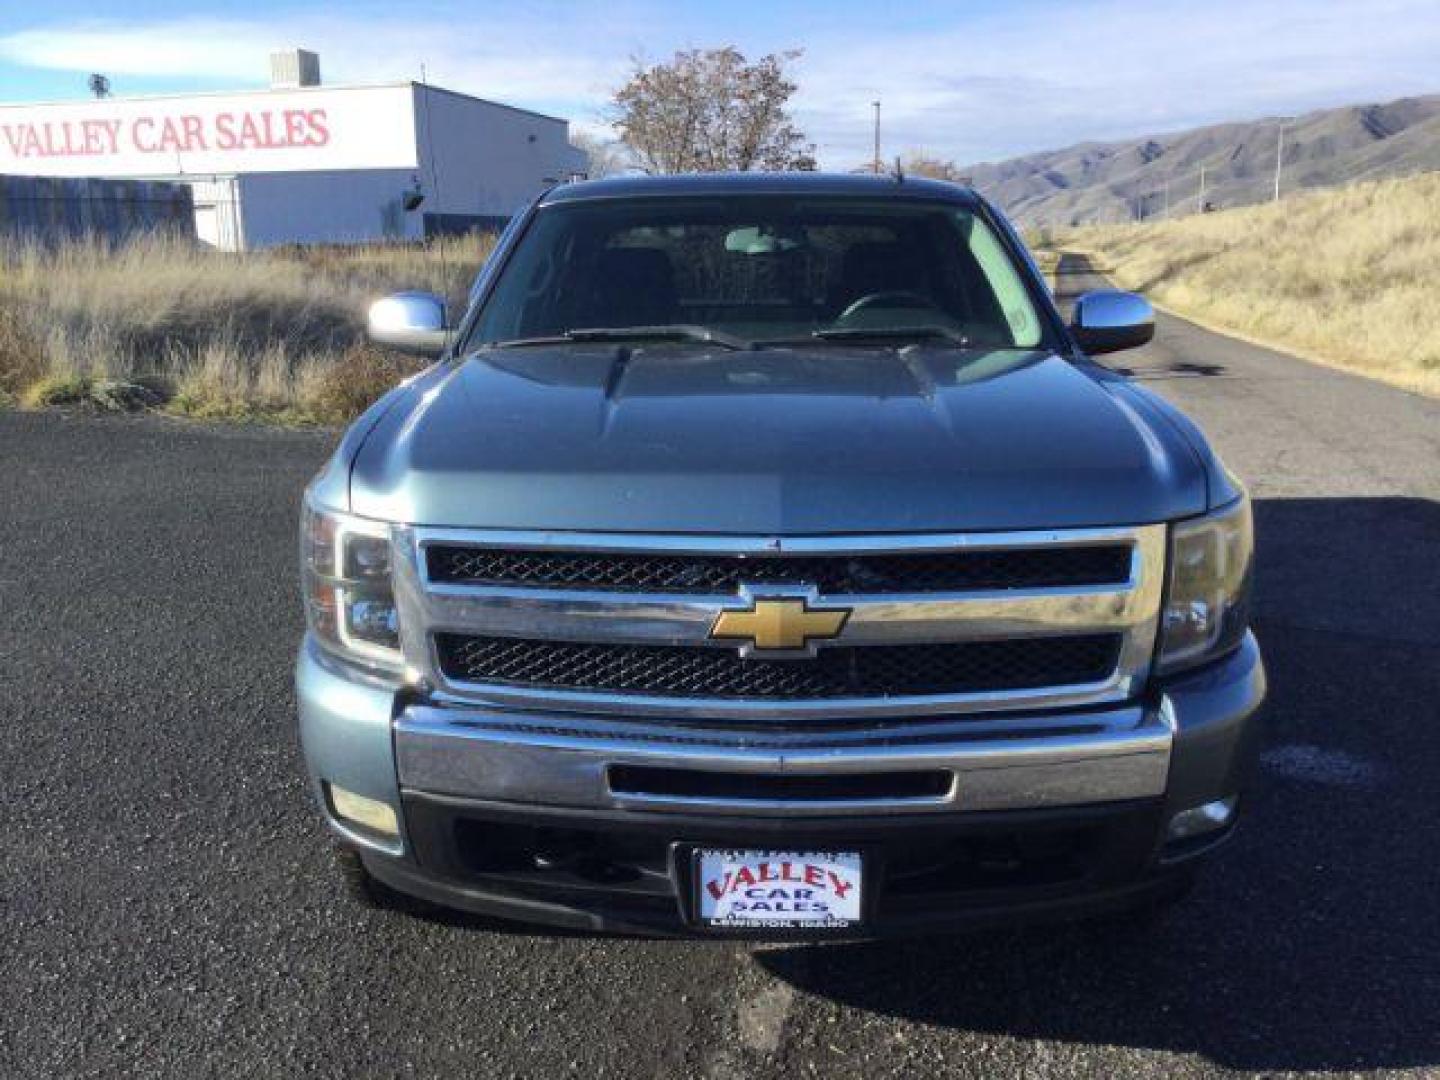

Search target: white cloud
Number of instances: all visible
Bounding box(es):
[0,23,266,81]
[789,0,1440,165]
[3,1,1438,167]
[0,13,636,120]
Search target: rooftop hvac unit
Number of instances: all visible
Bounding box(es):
[270,49,321,89]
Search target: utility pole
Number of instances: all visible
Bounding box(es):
[872,101,882,175]
[1273,123,1285,202]
[1197,165,1207,213]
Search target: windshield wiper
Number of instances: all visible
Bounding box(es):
[491,325,752,351]
[808,325,971,346]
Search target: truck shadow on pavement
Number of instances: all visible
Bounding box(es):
[1111,360,1228,379]
[755,496,1440,1073]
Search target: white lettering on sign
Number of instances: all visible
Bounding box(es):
[0,86,417,177]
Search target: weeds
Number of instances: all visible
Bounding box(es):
[0,307,47,398]
[1063,172,1440,398]
[0,231,494,425]
[307,344,424,425]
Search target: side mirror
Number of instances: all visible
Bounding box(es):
[367,292,453,357]
[1070,290,1155,355]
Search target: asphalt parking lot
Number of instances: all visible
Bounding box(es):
[2,258,1439,1077]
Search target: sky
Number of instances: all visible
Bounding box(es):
[2,0,1439,168]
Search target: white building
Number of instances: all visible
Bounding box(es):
[0,50,586,249]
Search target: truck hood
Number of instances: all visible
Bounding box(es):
[349,344,1207,533]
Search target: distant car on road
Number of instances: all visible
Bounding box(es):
[296,173,1264,937]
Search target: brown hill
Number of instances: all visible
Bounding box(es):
[966,93,1440,226]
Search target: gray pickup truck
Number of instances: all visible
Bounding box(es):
[297,173,1264,937]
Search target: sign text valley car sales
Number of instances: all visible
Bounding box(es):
[2,108,330,161]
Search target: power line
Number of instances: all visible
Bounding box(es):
[1274,123,1285,202]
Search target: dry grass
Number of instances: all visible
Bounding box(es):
[1019,229,1061,280]
[0,231,495,424]
[1063,172,1440,397]
[0,307,47,407]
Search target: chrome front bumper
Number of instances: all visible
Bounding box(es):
[298,632,1265,934]
[298,619,1265,937]
[392,704,1174,818]
[299,632,1265,861]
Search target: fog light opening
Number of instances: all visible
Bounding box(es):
[327,783,400,838]
[1167,795,1238,843]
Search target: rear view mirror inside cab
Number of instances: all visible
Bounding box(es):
[724,225,807,254]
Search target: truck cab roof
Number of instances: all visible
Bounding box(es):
[540,171,982,206]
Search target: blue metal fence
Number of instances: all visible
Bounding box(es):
[0,174,195,245]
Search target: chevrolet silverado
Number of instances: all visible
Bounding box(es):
[297,173,1265,936]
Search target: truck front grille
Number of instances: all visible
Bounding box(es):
[403,525,1165,718]
[434,633,1123,700]
[426,544,1131,594]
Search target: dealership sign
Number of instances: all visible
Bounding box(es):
[0,86,418,177]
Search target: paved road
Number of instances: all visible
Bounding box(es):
[3,260,1438,1078]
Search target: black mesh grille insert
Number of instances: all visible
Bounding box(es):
[426,545,1131,595]
[434,633,1122,700]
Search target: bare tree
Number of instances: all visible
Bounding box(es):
[570,129,631,179]
[612,48,816,174]
[901,152,971,184]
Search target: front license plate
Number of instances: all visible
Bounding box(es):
[695,850,863,929]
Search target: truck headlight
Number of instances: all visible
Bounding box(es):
[301,498,404,674]
[1156,495,1253,674]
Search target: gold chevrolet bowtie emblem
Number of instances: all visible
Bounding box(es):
[710,597,851,653]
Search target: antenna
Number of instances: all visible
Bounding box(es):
[871,101,881,175]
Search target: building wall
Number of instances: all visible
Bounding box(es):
[0,81,583,247]
[234,168,423,247]
[188,177,243,249]
[413,85,585,229]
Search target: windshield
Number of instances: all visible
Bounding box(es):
[466,196,1048,350]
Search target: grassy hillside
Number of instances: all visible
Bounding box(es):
[0,233,493,424]
[970,92,1440,228]
[1064,172,1440,397]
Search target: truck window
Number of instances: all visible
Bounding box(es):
[961,213,1042,346]
[468,197,1046,350]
